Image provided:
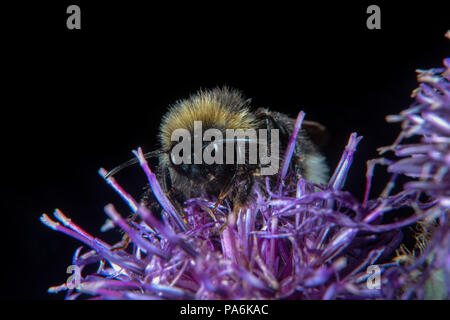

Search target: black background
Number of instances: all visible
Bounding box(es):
[2,1,449,301]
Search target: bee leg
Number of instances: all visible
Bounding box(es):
[212,172,242,231]
[146,187,188,226]
[218,205,240,232]
[218,216,230,232]
[111,233,131,252]
[219,201,243,232]
[213,173,238,211]
[158,164,171,193]
[169,191,189,224]
[213,186,233,211]
[213,185,234,231]
[160,165,189,224]
[141,165,188,226]
[233,173,255,208]
[110,212,140,252]
[218,174,254,233]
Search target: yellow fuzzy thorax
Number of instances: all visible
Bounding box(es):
[159,88,259,150]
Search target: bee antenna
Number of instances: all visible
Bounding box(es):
[104,150,164,179]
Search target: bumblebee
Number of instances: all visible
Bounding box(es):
[107,87,329,222]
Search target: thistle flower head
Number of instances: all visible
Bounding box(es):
[41,57,450,300]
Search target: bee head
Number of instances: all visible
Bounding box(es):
[159,87,260,184]
[166,132,237,183]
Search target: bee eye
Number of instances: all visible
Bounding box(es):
[214,142,220,153]
[169,143,192,166]
[170,148,180,165]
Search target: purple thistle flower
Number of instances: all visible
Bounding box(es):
[380,57,450,299]
[41,57,449,300]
